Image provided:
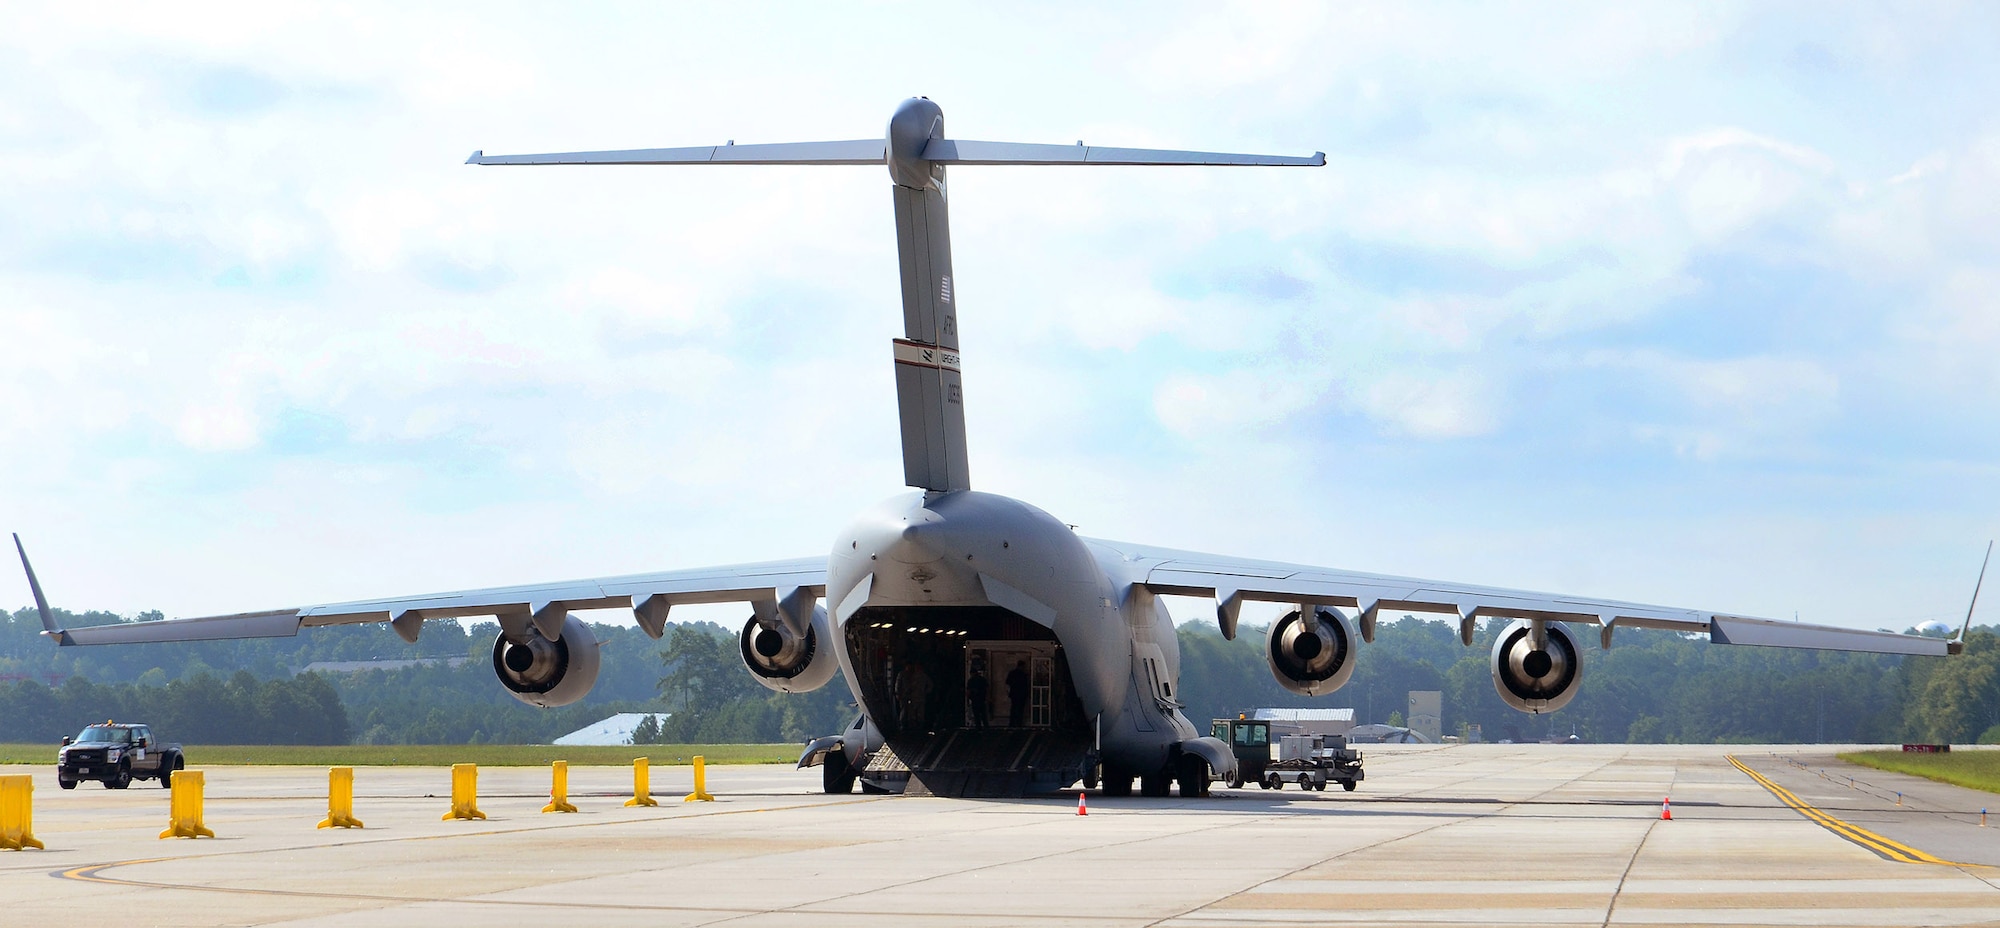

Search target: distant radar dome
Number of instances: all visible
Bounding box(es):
[1915,620,1954,636]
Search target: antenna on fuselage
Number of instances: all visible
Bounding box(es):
[468,98,1324,493]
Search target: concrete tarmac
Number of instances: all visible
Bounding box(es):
[4,744,2000,927]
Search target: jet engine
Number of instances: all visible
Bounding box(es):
[1266,606,1358,696]
[741,604,837,694]
[492,613,600,708]
[1490,619,1583,714]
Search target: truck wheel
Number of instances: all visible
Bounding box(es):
[108,766,131,789]
[1226,768,1244,790]
[58,778,76,790]
[1265,773,1283,790]
[1342,779,1356,792]
[160,754,182,788]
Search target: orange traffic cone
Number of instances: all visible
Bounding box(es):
[1077,792,1088,816]
[1661,796,1672,821]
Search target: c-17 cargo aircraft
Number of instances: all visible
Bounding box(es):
[15,98,1984,799]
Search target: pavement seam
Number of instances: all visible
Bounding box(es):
[1142,747,1637,927]
[1600,756,1675,928]
[684,803,1264,928]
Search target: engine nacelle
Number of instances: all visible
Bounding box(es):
[492,613,600,708]
[1266,606,1358,696]
[1490,619,1583,714]
[741,604,837,694]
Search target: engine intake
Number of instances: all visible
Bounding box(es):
[1266,606,1357,696]
[492,613,600,708]
[741,604,837,694]
[1490,619,1582,714]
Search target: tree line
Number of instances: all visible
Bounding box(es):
[0,670,348,745]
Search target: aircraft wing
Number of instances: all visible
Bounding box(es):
[30,552,828,647]
[1089,539,1957,657]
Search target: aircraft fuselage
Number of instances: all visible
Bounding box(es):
[828,490,1205,789]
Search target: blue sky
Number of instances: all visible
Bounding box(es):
[3,3,1997,633]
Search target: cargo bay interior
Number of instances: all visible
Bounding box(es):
[845,606,1092,796]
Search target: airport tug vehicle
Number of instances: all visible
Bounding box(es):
[1211,717,1363,792]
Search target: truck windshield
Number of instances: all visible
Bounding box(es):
[75,727,131,744]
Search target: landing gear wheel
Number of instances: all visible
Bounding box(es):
[1083,764,1100,790]
[1140,771,1171,797]
[1103,768,1134,797]
[1176,755,1210,798]
[822,749,857,794]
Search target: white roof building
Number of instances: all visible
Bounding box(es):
[552,712,673,746]
[1251,708,1356,723]
[1251,707,1356,737]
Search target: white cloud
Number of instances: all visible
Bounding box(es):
[1355,369,1499,439]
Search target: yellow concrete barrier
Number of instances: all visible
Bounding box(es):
[159,769,215,839]
[317,766,364,829]
[684,754,715,802]
[624,757,659,807]
[0,775,44,850]
[542,760,578,814]
[442,763,486,821]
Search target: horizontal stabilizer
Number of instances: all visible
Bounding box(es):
[466,139,1326,169]
[467,139,885,166]
[921,139,1325,167]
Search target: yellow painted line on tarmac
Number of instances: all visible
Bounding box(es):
[1727,755,1969,867]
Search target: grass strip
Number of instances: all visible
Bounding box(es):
[1840,749,2000,795]
[0,742,797,767]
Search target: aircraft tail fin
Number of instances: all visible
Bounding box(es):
[12,533,69,645]
[467,98,1322,494]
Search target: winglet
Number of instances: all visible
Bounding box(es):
[465,150,483,165]
[1950,540,1992,656]
[12,533,70,645]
